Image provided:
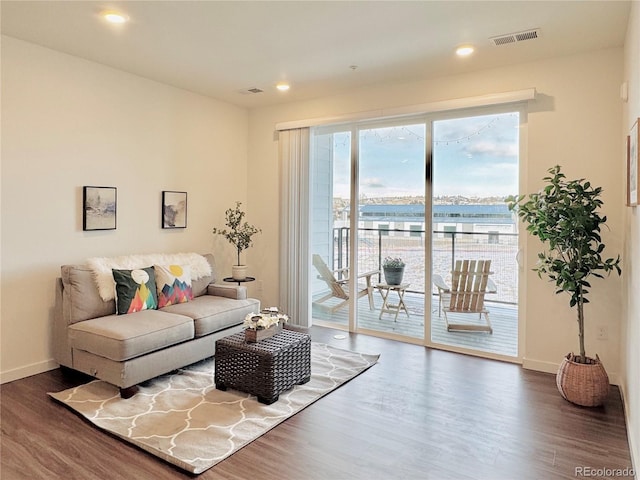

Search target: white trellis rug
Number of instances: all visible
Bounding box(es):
[49,343,379,474]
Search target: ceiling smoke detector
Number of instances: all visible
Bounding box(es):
[238,87,264,95]
[489,28,541,46]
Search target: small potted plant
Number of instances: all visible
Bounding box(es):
[507,165,621,407]
[382,257,405,285]
[243,310,288,343]
[212,202,261,280]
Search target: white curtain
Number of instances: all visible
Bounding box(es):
[278,128,311,326]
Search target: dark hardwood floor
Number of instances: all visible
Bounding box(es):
[1,326,634,479]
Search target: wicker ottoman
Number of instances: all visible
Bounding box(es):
[214,329,311,404]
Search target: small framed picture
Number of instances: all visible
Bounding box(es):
[628,119,639,207]
[83,186,117,231]
[162,191,187,228]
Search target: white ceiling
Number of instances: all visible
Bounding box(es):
[1,1,631,109]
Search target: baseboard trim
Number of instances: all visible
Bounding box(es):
[522,357,558,375]
[522,357,620,386]
[618,382,639,475]
[1,359,59,384]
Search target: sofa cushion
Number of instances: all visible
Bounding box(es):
[68,310,194,362]
[113,267,158,315]
[191,254,218,297]
[161,295,259,337]
[155,264,193,307]
[61,265,116,324]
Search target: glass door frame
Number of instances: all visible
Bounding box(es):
[347,116,429,344]
[424,103,526,364]
[311,103,526,364]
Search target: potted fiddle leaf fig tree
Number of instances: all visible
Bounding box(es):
[212,202,261,281]
[507,165,621,407]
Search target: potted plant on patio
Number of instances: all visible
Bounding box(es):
[507,165,621,407]
[212,202,261,280]
[382,256,405,285]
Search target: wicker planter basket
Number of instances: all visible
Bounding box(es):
[556,353,609,407]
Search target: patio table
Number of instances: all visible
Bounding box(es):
[377,283,410,322]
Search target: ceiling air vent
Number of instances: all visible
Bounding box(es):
[490,28,541,46]
[238,87,264,95]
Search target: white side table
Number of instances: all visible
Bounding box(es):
[377,283,410,321]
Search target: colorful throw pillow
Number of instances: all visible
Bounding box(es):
[154,264,193,308]
[112,267,158,315]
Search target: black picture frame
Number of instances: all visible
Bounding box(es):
[83,186,117,231]
[162,191,187,228]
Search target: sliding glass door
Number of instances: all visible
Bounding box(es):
[309,105,523,360]
[430,110,520,358]
[310,118,427,342]
[309,127,352,330]
[356,121,426,340]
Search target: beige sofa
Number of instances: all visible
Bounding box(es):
[53,253,259,396]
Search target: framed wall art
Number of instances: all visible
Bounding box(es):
[162,191,187,229]
[83,186,117,231]
[628,119,639,207]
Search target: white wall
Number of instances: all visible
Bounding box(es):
[0,36,250,382]
[248,48,625,377]
[622,1,640,470]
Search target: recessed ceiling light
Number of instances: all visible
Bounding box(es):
[102,10,129,24]
[456,45,475,56]
[276,83,290,92]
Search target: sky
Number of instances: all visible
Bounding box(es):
[330,112,519,199]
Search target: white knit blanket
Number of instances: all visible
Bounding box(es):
[86,253,212,302]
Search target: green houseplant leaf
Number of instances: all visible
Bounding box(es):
[507,165,621,363]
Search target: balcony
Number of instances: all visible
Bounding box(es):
[312,228,519,357]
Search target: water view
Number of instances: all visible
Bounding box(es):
[311,111,520,357]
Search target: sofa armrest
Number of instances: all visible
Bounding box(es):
[207,283,247,300]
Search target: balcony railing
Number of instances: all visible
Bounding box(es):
[331,227,518,305]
